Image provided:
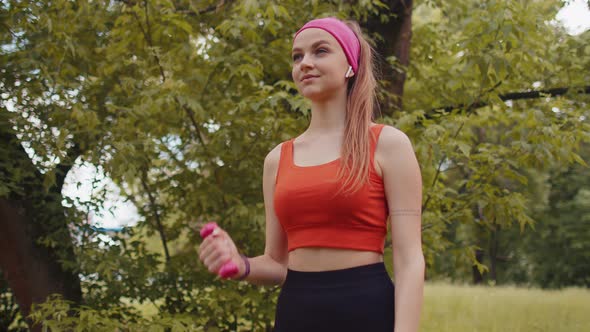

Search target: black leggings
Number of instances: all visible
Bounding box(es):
[273,262,395,332]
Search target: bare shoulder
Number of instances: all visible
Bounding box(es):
[264,142,284,168]
[263,142,285,184]
[374,125,416,176]
[377,125,413,150]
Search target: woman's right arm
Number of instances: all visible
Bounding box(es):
[232,143,289,286]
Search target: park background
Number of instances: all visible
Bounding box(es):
[1,0,589,331]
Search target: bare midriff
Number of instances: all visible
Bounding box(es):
[288,247,383,272]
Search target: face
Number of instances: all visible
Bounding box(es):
[291,28,353,101]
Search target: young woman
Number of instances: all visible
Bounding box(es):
[198,17,424,332]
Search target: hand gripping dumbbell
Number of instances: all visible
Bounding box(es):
[199,222,239,278]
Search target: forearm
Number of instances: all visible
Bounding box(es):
[232,254,288,287]
[393,257,425,332]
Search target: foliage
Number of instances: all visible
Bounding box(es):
[0,272,26,331]
[523,143,590,288]
[406,0,590,282]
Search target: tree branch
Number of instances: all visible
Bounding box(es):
[117,0,233,16]
[53,143,82,194]
[174,0,233,16]
[422,80,503,213]
[129,2,167,83]
[140,171,171,262]
[130,2,214,161]
[180,104,213,158]
[424,85,590,120]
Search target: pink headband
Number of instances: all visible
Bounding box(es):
[293,17,361,73]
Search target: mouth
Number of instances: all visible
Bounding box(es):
[301,75,318,82]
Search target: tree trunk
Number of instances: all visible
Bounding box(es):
[489,221,499,282]
[0,122,82,330]
[365,0,414,115]
[472,205,488,285]
[472,248,485,284]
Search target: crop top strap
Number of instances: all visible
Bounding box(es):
[370,124,386,165]
[275,139,294,185]
[275,126,384,184]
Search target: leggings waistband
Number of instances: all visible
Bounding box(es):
[283,262,390,288]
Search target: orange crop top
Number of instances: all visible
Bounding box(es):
[273,124,389,254]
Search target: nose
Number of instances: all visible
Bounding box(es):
[299,52,314,70]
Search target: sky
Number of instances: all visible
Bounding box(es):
[555,0,590,34]
[62,1,590,229]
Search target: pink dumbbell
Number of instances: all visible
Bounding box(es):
[200,222,239,279]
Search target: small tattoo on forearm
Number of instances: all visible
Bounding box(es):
[391,209,421,216]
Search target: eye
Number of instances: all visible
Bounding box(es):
[292,53,302,61]
[316,48,328,54]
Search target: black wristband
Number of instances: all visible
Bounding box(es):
[237,254,250,281]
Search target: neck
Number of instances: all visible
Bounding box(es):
[306,88,348,137]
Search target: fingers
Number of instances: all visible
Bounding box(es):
[199,227,223,252]
[198,227,235,274]
[198,232,218,258]
[205,250,232,274]
[199,236,220,264]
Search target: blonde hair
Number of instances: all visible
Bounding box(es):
[334,20,380,196]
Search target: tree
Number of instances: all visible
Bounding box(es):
[523,143,590,288]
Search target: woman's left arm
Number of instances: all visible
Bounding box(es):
[378,126,425,332]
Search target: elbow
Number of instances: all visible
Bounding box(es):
[266,252,288,270]
[265,253,289,284]
[407,255,425,273]
[393,252,425,273]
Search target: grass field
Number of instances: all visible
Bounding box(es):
[421,281,590,332]
[128,281,590,331]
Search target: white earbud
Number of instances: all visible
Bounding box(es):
[345,66,353,78]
